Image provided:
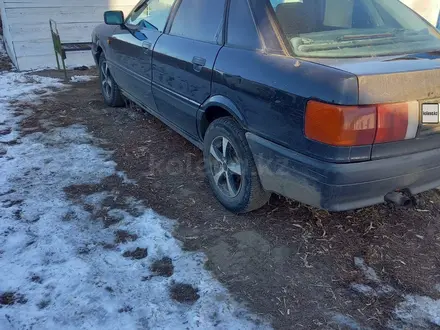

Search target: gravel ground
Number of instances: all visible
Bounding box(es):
[1,46,440,328]
[10,68,439,329]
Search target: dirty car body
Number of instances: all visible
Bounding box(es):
[92,0,440,212]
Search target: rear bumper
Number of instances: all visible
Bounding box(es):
[246,133,440,211]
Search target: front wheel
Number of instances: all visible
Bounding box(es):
[98,53,124,107]
[203,117,270,213]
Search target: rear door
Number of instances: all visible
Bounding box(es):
[151,0,227,139]
[109,0,174,112]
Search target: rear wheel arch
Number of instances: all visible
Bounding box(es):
[198,95,247,140]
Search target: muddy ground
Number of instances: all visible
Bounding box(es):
[13,69,440,329]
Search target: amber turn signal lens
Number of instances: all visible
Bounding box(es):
[305,100,376,146]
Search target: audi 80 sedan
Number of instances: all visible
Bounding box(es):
[92,0,440,213]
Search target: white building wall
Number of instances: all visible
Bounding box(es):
[0,0,138,71]
[0,1,17,67]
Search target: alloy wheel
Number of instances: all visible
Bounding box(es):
[100,60,113,99]
[208,136,243,198]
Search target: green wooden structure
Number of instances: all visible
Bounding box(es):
[50,19,92,80]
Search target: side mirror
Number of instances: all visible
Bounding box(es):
[104,11,124,25]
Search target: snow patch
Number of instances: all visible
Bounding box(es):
[354,257,380,283]
[350,257,440,329]
[0,72,63,101]
[350,283,377,297]
[330,313,369,330]
[350,282,395,299]
[393,295,440,328]
[70,75,97,83]
[0,73,63,144]
[0,71,269,329]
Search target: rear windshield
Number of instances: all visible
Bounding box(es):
[270,0,440,58]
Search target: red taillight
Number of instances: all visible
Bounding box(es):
[305,101,376,146]
[305,100,419,146]
[375,102,418,143]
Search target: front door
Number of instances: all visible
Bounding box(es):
[152,0,226,139]
[109,0,174,112]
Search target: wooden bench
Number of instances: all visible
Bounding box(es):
[50,19,92,80]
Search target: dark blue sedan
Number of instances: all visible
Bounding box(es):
[92,0,440,213]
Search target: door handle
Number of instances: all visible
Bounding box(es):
[192,56,206,72]
[142,41,152,54]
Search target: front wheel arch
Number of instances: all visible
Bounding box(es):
[94,45,103,64]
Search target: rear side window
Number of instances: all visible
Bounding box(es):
[249,0,285,54]
[170,0,226,43]
[227,0,261,49]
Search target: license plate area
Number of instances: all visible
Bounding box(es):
[419,99,440,136]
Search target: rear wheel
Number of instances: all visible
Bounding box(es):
[203,117,270,213]
[99,53,124,107]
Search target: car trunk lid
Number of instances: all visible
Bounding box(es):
[306,52,440,104]
[305,53,440,157]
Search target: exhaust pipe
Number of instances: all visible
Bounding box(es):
[385,191,412,207]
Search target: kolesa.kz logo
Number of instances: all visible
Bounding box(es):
[422,103,440,124]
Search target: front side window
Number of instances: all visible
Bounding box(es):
[267,0,440,58]
[126,0,175,32]
[170,0,226,43]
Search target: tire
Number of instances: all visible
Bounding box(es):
[203,117,270,213]
[98,53,124,107]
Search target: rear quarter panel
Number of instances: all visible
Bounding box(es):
[212,47,372,163]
